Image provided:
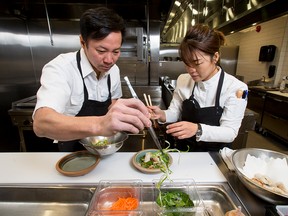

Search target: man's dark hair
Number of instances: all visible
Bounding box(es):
[80,7,126,43]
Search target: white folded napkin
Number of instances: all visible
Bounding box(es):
[219,147,236,171]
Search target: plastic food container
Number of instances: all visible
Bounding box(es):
[86,180,143,216]
[152,179,205,215]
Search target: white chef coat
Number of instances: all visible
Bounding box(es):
[33,48,122,118]
[164,69,248,143]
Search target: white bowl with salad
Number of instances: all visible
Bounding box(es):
[132,149,173,174]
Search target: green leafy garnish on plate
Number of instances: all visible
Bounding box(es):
[139,150,170,169]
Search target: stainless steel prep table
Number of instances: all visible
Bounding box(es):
[0,151,276,215]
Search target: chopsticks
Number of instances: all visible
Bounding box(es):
[143,93,159,129]
[143,93,153,107]
[124,76,163,153]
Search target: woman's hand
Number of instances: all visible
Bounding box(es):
[166,121,198,139]
[148,105,166,122]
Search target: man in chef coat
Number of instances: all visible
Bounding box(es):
[33,7,151,151]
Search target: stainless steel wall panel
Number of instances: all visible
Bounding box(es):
[0,16,152,151]
[27,20,80,82]
[0,20,34,84]
[158,44,186,80]
[159,61,186,80]
[118,62,148,86]
[148,21,160,85]
[219,46,239,76]
[149,62,160,86]
[134,62,148,85]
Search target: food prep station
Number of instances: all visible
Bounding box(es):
[0,152,246,215]
[0,182,244,216]
[7,74,283,215]
[6,81,273,215]
[0,150,282,215]
[1,1,287,215]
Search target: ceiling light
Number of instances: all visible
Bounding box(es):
[203,7,208,16]
[175,1,181,7]
[191,18,195,26]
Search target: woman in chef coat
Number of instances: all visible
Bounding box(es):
[149,24,248,151]
[33,7,151,151]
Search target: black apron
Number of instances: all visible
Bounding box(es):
[176,70,232,151]
[58,50,112,151]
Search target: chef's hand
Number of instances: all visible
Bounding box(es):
[166,121,198,139]
[147,105,166,122]
[103,98,152,135]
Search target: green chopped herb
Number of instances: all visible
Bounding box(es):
[91,139,109,147]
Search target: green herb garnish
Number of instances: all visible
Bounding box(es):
[152,142,193,216]
[91,139,108,147]
[156,191,194,208]
[140,150,170,169]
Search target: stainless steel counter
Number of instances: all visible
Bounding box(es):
[0,151,273,215]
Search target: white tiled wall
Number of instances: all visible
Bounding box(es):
[225,15,288,86]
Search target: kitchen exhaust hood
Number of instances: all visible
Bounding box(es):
[1,0,287,39]
[0,0,171,22]
[161,0,288,42]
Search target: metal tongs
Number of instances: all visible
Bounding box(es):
[124,76,164,153]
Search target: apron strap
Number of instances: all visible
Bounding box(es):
[76,50,89,101]
[190,67,225,107]
[76,50,111,101]
[215,69,225,107]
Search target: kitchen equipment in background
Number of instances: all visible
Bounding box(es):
[268,65,276,78]
[259,45,276,62]
[158,44,186,80]
[219,46,239,76]
[280,76,287,91]
[8,95,57,152]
